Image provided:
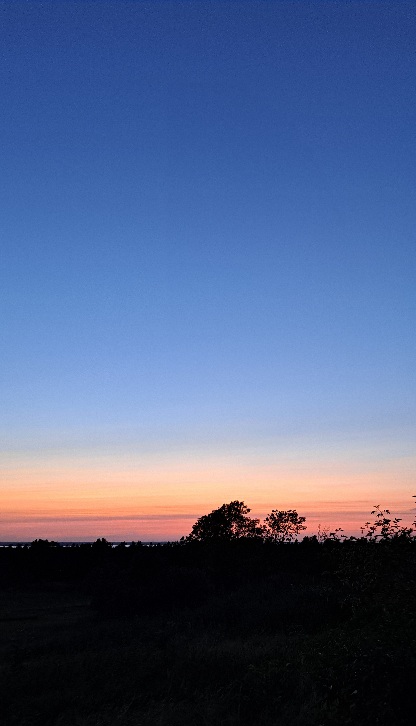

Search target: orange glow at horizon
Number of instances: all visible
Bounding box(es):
[2,451,415,540]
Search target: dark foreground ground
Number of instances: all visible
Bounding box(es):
[0,539,415,725]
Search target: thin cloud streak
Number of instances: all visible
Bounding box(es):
[0,513,199,524]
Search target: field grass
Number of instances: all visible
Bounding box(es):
[0,541,415,725]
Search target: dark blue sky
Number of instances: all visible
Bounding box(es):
[1,2,415,537]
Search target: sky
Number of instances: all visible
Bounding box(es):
[1,0,415,541]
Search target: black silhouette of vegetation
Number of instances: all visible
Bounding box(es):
[263,507,307,542]
[183,500,264,541]
[0,498,415,725]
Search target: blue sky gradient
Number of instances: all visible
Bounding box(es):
[1,1,415,538]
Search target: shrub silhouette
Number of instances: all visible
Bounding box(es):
[361,504,414,540]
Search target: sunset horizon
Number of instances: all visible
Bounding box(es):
[2,2,415,546]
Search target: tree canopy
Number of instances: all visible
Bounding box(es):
[185,501,308,543]
[263,509,307,543]
[185,501,264,542]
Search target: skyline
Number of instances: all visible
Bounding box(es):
[1,1,415,540]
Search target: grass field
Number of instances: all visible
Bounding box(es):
[0,540,415,725]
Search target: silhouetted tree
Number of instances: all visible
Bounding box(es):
[185,501,264,542]
[30,539,61,548]
[91,537,112,550]
[263,509,306,542]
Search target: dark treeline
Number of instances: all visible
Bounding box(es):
[1,500,416,725]
[1,499,415,599]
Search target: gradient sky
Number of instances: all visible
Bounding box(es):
[1,1,415,540]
